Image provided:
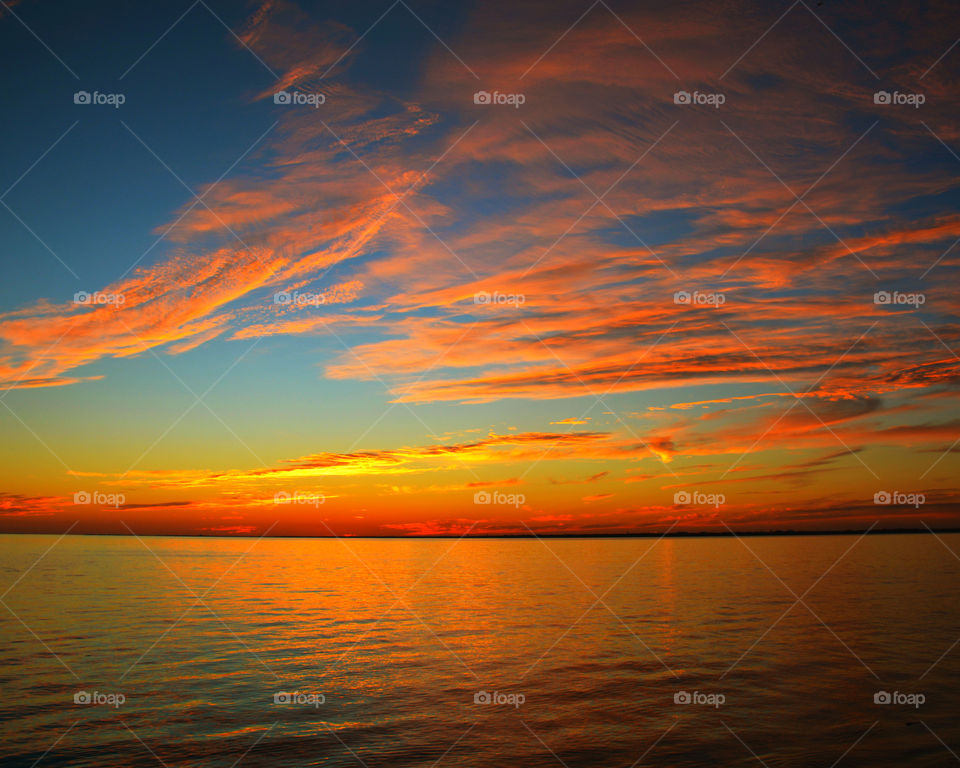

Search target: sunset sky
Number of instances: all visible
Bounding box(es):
[1,0,958,535]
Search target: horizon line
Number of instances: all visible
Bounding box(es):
[1,527,957,540]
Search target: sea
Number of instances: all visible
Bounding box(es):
[0,533,957,766]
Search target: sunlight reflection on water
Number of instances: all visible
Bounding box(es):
[0,533,957,766]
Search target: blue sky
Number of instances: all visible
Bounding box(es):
[1,0,959,535]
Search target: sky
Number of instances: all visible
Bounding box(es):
[0,0,958,536]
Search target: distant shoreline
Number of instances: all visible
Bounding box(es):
[0,528,957,540]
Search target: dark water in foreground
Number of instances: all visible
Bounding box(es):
[0,533,958,766]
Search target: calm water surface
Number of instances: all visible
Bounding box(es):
[1,533,958,766]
